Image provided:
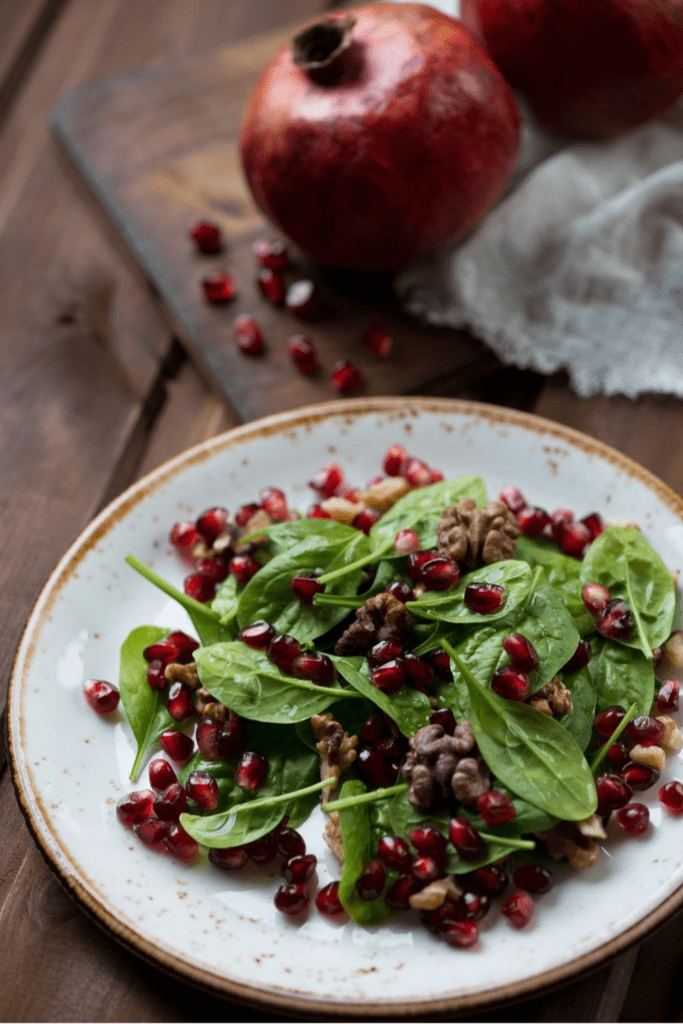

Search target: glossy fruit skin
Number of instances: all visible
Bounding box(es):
[240,4,520,270]
[461,0,683,139]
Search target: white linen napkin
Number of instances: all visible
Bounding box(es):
[392,0,683,398]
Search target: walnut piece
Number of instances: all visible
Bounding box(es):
[401,722,490,808]
[164,661,200,689]
[324,812,344,867]
[436,498,520,569]
[661,630,683,670]
[320,496,366,524]
[527,676,573,718]
[409,876,462,911]
[359,477,410,513]
[334,592,414,656]
[537,821,601,869]
[194,686,229,721]
[657,715,683,753]
[311,713,358,803]
[629,743,666,771]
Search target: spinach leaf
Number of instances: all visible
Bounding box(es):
[338,780,395,926]
[559,666,596,751]
[580,526,676,658]
[331,654,432,737]
[515,535,594,635]
[119,624,175,782]
[245,517,361,557]
[588,637,655,715]
[194,642,359,725]
[211,575,241,629]
[408,561,532,627]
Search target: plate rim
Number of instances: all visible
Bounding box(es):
[8,394,683,1018]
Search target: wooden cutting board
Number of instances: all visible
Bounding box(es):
[51,22,493,422]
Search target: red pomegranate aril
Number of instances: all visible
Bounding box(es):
[209,846,248,870]
[184,572,216,603]
[419,556,459,591]
[276,827,306,859]
[384,874,418,910]
[464,582,506,614]
[403,458,432,489]
[472,863,508,897]
[153,783,187,821]
[452,889,491,921]
[360,712,387,744]
[214,720,245,761]
[252,237,290,270]
[339,486,361,502]
[660,781,683,814]
[167,682,194,722]
[356,859,386,901]
[202,273,235,303]
[267,633,301,672]
[291,573,325,604]
[239,620,276,650]
[257,267,285,305]
[362,323,393,357]
[429,647,453,682]
[596,772,632,814]
[594,705,627,737]
[375,734,403,761]
[410,854,442,885]
[616,803,650,835]
[330,359,362,393]
[170,521,201,551]
[368,639,403,668]
[371,659,406,694]
[186,770,219,810]
[477,789,516,825]
[166,631,200,663]
[194,718,222,760]
[394,528,420,555]
[502,891,534,928]
[383,444,408,476]
[235,502,260,528]
[377,835,413,871]
[429,707,456,734]
[133,818,168,845]
[512,863,554,895]
[444,920,479,948]
[196,554,230,584]
[190,220,222,254]
[407,549,436,581]
[353,508,380,534]
[148,759,178,791]
[658,679,680,714]
[551,508,574,544]
[84,679,120,714]
[355,746,395,789]
[499,485,527,514]
[163,822,198,861]
[116,789,155,826]
[159,729,194,763]
[517,507,551,535]
[286,279,321,319]
[627,715,666,746]
[581,512,605,540]
[404,653,435,692]
[307,504,331,519]
[582,582,611,615]
[229,555,261,586]
[621,762,660,792]
[605,740,631,772]
[309,462,344,497]
[292,652,335,686]
[283,853,317,883]
[562,638,592,672]
[247,834,278,863]
[275,882,310,916]
[430,468,445,483]
[491,665,530,701]
[315,880,345,917]
[234,314,264,355]
[502,633,539,672]
[385,580,415,603]
[260,486,288,520]
[597,599,635,640]
[449,817,486,859]
[409,823,448,859]
[196,506,228,544]
[559,521,592,558]
[234,750,269,791]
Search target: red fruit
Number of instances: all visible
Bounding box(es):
[229,555,261,586]
[407,549,436,581]
[257,267,285,305]
[240,5,520,270]
[559,521,592,558]
[184,572,216,603]
[371,659,406,694]
[360,712,387,743]
[410,854,442,885]
[429,468,445,484]
[287,334,318,373]
[512,864,554,895]
[502,633,539,672]
[260,486,288,520]
[275,827,306,859]
[383,444,408,476]
[418,556,459,591]
[133,818,168,845]
[116,789,155,826]
[307,504,332,519]
[190,220,222,253]
[443,920,479,948]
[315,881,345,917]
[451,889,491,921]
[582,582,611,616]
[159,728,194,763]
[217,720,247,760]
[234,750,269,791]
[621,762,660,792]
[248,836,279,864]
[517,507,551,536]
[428,647,453,682]
[355,746,396,789]
[476,789,516,825]
[148,759,178,791]
[377,835,412,871]
[356,859,386,900]
[166,631,199,663]
[292,652,335,686]
[234,315,264,355]
[596,772,632,814]
[499,485,526,514]
[186,770,219,810]
[286,279,322,319]
[616,803,650,835]
[403,458,432,489]
[657,679,680,714]
[464,582,506,614]
[368,640,403,669]
[163,822,198,861]
[290,572,325,605]
[84,679,119,714]
[153,783,187,821]
[408,823,448,859]
[563,638,592,672]
[429,707,456,735]
[582,513,605,540]
[166,682,194,722]
[267,633,301,672]
[461,0,683,139]
[491,665,530,701]
[239,620,276,649]
[283,853,317,883]
[471,863,508,897]
[550,508,575,544]
[353,508,380,534]
[362,323,393,357]
[501,891,534,928]
[144,637,180,666]
[202,273,235,303]
[448,817,486,859]
[209,846,249,870]
[385,874,419,910]
[596,599,635,641]
[253,237,290,270]
[627,715,666,746]
[170,521,201,551]
[235,502,260,528]
[275,882,310,915]
[394,528,419,554]
[196,506,228,544]
[195,554,229,583]
[660,781,683,814]
[309,462,344,497]
[196,718,223,760]
[594,705,627,737]
[385,580,415,603]
[605,740,631,773]
[330,360,362,393]
[404,653,434,693]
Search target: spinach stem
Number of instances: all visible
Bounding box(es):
[478,831,536,851]
[226,777,336,816]
[441,639,479,690]
[324,782,408,813]
[590,702,638,775]
[318,549,386,585]
[125,554,221,622]
[313,593,364,609]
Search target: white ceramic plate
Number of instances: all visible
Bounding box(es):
[9,397,683,1018]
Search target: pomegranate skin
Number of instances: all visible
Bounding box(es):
[461,0,683,139]
[240,4,520,270]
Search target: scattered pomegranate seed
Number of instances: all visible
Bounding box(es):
[290,572,325,605]
[453,889,491,921]
[499,485,527,513]
[595,773,632,814]
[362,323,393,357]
[167,631,200,663]
[267,633,301,672]
[217,720,247,760]
[356,859,386,900]
[360,712,387,743]
[196,718,223,760]
[563,638,591,672]
[84,679,120,714]
[368,640,403,668]
[502,633,539,672]
[190,220,222,254]
[559,521,592,558]
[517,507,551,535]
[406,550,435,580]
[170,521,201,551]
[444,919,479,948]
[418,556,459,590]
[403,458,432,488]
[594,705,627,737]
[148,759,178,791]
[166,682,194,722]
[471,864,508,897]
[276,827,306,859]
[512,863,554,894]
[385,580,415,602]
[229,555,261,586]
[315,881,345,917]
[202,273,235,303]
[260,486,288,520]
[184,571,215,603]
[616,803,650,835]
[491,665,530,701]
[234,750,269,791]
[657,679,680,714]
[404,653,435,692]
[377,835,413,871]
[428,647,453,682]
[143,637,180,665]
[353,508,380,534]
[209,846,248,870]
[133,818,168,845]
[464,582,507,614]
[159,729,194,763]
[449,817,486,859]
[234,315,264,355]
[196,506,227,544]
[476,790,516,825]
[153,783,187,821]
[257,268,285,305]
[239,620,276,649]
[550,508,574,544]
[429,468,445,483]
[371,659,406,694]
[409,823,448,859]
[275,882,310,915]
[627,715,666,746]
[385,874,419,909]
[621,762,660,791]
[581,512,605,540]
[163,822,198,861]
[116,789,155,826]
[252,237,290,270]
[501,891,534,928]
[248,835,278,866]
[383,444,408,476]
[410,854,442,885]
[429,707,456,734]
[292,652,335,686]
[307,504,332,519]
[355,746,396,789]
[659,781,683,814]
[186,770,219,810]
[309,463,344,497]
[605,740,631,772]
[283,853,317,883]
[330,360,362,392]
[394,528,420,554]
[235,502,260,528]
[286,279,322,319]
[195,554,229,583]
[581,582,611,615]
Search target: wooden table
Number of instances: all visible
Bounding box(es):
[1,1,682,1020]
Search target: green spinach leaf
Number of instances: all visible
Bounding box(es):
[331,654,432,737]
[338,780,395,925]
[408,561,532,627]
[119,624,175,782]
[588,637,655,715]
[559,666,597,751]
[211,574,241,629]
[515,535,594,635]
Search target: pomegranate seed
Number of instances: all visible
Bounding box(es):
[471,864,508,897]
[330,359,361,393]
[383,444,408,476]
[257,268,285,305]
[190,220,222,254]
[229,555,261,586]
[518,507,551,535]
[476,790,516,825]
[167,682,194,722]
[234,315,264,355]
[292,652,335,686]
[215,720,245,760]
[499,485,527,513]
[309,463,344,497]
[159,729,194,763]
[596,772,632,814]
[385,874,419,910]
[84,679,120,714]
[283,853,317,883]
[491,665,530,701]
[268,633,301,672]
[407,549,436,581]
[286,279,321,319]
[116,790,155,826]
[368,639,403,667]
[502,633,539,672]
[581,512,605,540]
[153,783,187,821]
[582,582,611,615]
[502,891,534,928]
[430,468,445,483]
[452,889,491,921]
[170,521,201,551]
[597,599,635,641]
[464,582,507,614]
[375,734,403,760]
[360,712,387,743]
[356,860,386,900]
[315,881,345,917]
[163,822,198,861]
[186,770,218,810]
[307,504,332,519]
[339,486,361,502]
[202,273,235,303]
[291,572,325,604]
[276,828,306,859]
[355,746,396,788]
[418,556,459,590]
[143,638,180,666]
[403,458,432,488]
[444,920,479,947]
[512,864,554,894]
[166,631,199,663]
[371,659,406,694]
[260,486,288,520]
[449,818,486,859]
[252,237,290,270]
[616,803,649,835]
[196,506,227,544]
[275,882,310,916]
[409,823,448,858]
[429,647,453,681]
[148,759,178,791]
[209,846,248,870]
[394,528,420,554]
[362,323,392,357]
[385,580,414,602]
[563,638,592,672]
[238,624,274,655]
[195,718,223,760]
[659,781,683,813]
[621,762,660,791]
[594,705,627,737]
[184,572,215,603]
[247,834,277,863]
[551,508,574,544]
[658,679,680,714]
[404,653,435,692]
[133,818,167,845]
[429,707,456,734]
[627,715,666,746]
[559,521,592,558]
[353,508,380,534]
[605,740,631,772]
[377,835,412,871]
[235,502,259,528]
[410,854,442,885]
[234,750,269,791]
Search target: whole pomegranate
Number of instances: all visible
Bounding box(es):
[240,4,520,270]
[461,0,683,139]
